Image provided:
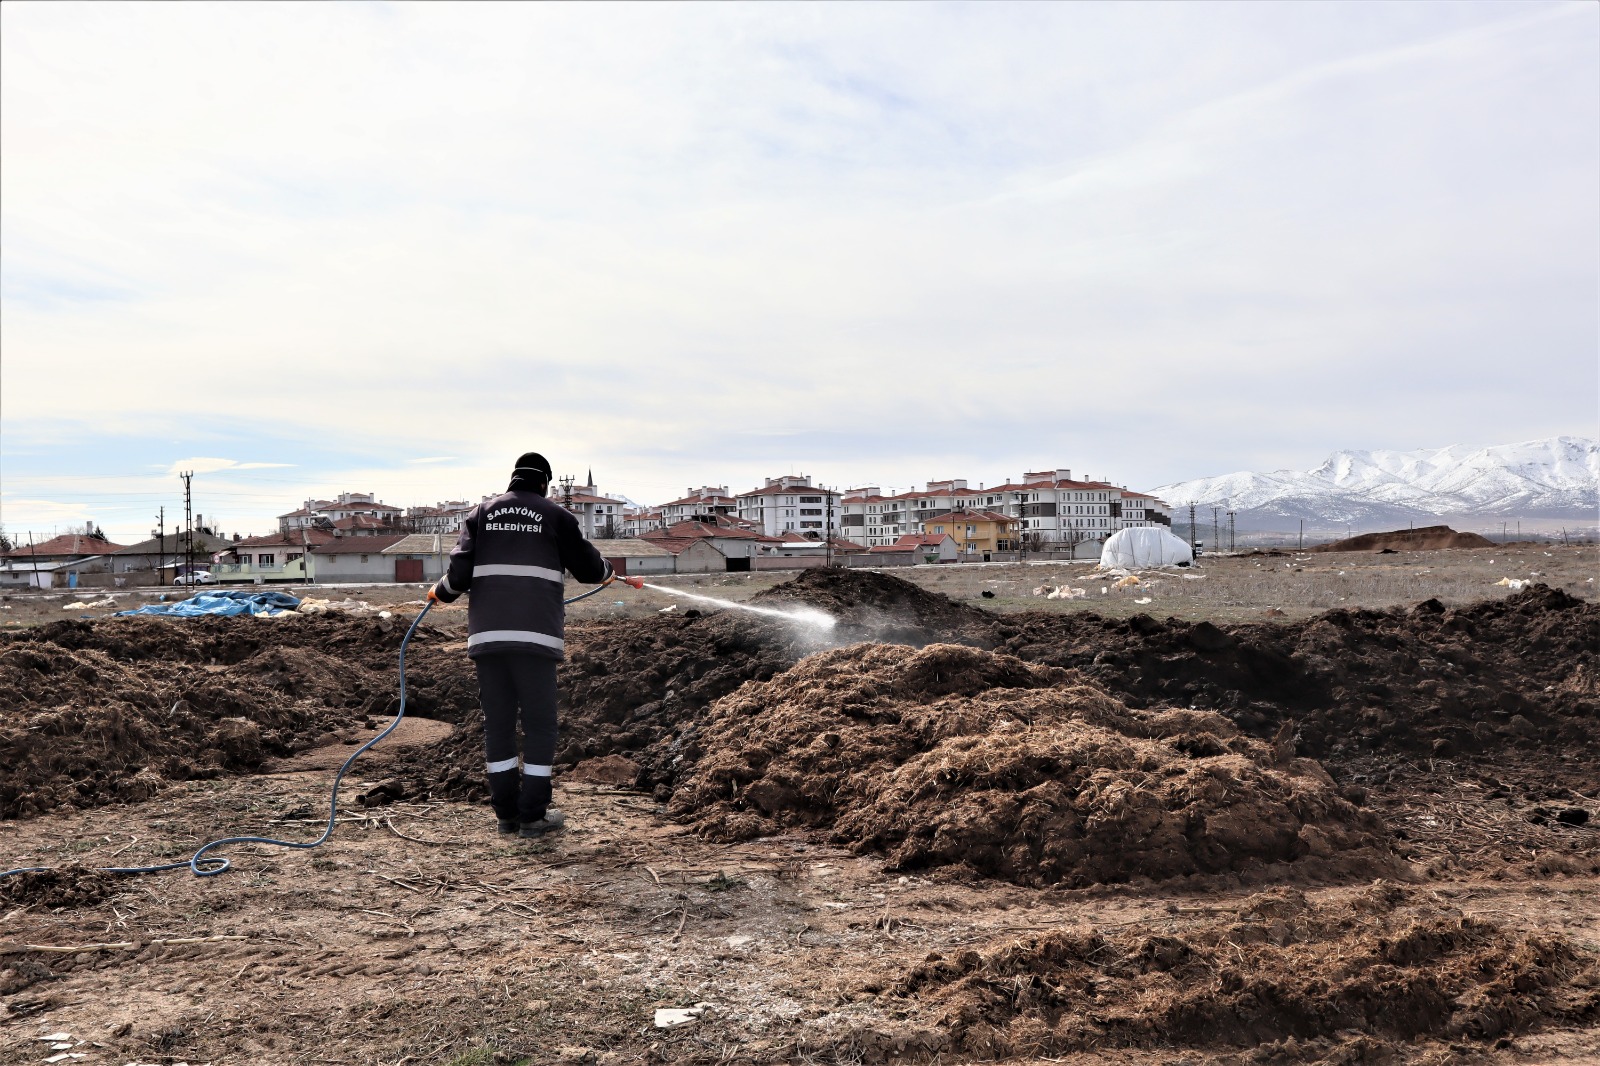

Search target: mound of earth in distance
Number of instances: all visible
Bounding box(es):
[1305,524,1495,552]
[663,642,1395,887]
[752,565,995,646]
[863,882,1599,1060]
[995,583,1597,760]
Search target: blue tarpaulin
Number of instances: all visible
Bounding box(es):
[118,590,302,618]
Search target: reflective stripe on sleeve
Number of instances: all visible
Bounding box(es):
[522,764,552,777]
[472,564,564,583]
[486,756,519,774]
[467,630,565,653]
[440,573,458,596]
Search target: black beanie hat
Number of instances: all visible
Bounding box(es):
[509,452,552,493]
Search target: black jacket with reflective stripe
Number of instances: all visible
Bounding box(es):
[432,489,610,660]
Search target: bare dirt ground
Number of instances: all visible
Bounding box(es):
[2,547,1596,1065]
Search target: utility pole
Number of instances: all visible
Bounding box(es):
[156,506,165,580]
[1298,518,1304,551]
[1187,502,1197,551]
[1227,510,1236,553]
[180,471,195,584]
[28,531,40,588]
[1211,507,1220,557]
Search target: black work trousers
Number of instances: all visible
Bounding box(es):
[474,653,559,822]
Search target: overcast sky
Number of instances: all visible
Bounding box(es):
[3,1,1596,540]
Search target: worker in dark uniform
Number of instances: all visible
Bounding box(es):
[428,452,612,838]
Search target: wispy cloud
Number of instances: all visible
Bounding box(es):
[2,2,1594,536]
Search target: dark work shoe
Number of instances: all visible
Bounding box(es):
[496,818,520,835]
[519,810,567,838]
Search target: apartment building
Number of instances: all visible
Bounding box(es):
[659,486,736,526]
[279,492,407,534]
[406,500,479,536]
[839,479,1004,547]
[735,475,840,538]
[1117,492,1173,528]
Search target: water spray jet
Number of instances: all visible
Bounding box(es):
[640,582,837,630]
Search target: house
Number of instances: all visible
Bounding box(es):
[380,534,455,583]
[642,537,728,574]
[112,532,234,581]
[640,519,780,571]
[3,532,126,564]
[213,529,337,583]
[278,492,409,535]
[923,509,1020,556]
[588,538,677,577]
[307,534,411,583]
[1,532,127,588]
[735,475,840,538]
[880,533,959,564]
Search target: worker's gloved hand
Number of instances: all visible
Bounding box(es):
[426,586,439,604]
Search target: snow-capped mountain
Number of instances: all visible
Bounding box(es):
[1151,436,1598,529]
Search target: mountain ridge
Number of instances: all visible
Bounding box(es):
[1151,436,1598,530]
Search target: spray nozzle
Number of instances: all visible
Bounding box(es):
[620,576,645,590]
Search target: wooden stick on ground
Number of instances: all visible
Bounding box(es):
[1,934,247,955]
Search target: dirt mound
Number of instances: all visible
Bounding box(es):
[996,584,1598,759]
[0,865,120,909]
[382,612,811,803]
[665,643,1392,887]
[0,615,455,819]
[883,883,1599,1058]
[753,567,993,645]
[1306,525,1495,552]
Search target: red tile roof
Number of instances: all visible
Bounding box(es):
[232,529,338,550]
[4,533,126,558]
[640,537,727,556]
[641,520,778,542]
[310,534,410,555]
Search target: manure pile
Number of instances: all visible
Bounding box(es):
[0,614,449,818]
[661,642,1393,886]
[996,584,1597,757]
[869,883,1599,1060]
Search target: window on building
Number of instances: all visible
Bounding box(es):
[287,552,303,563]
[258,554,275,566]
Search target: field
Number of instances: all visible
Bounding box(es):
[1,545,1596,1065]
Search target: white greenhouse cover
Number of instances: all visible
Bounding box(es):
[1100,527,1194,570]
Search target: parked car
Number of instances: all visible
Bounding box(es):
[173,570,216,586]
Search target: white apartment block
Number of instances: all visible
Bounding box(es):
[406,500,479,535]
[659,486,736,526]
[839,480,995,547]
[559,479,626,540]
[736,475,840,538]
[838,470,1173,549]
